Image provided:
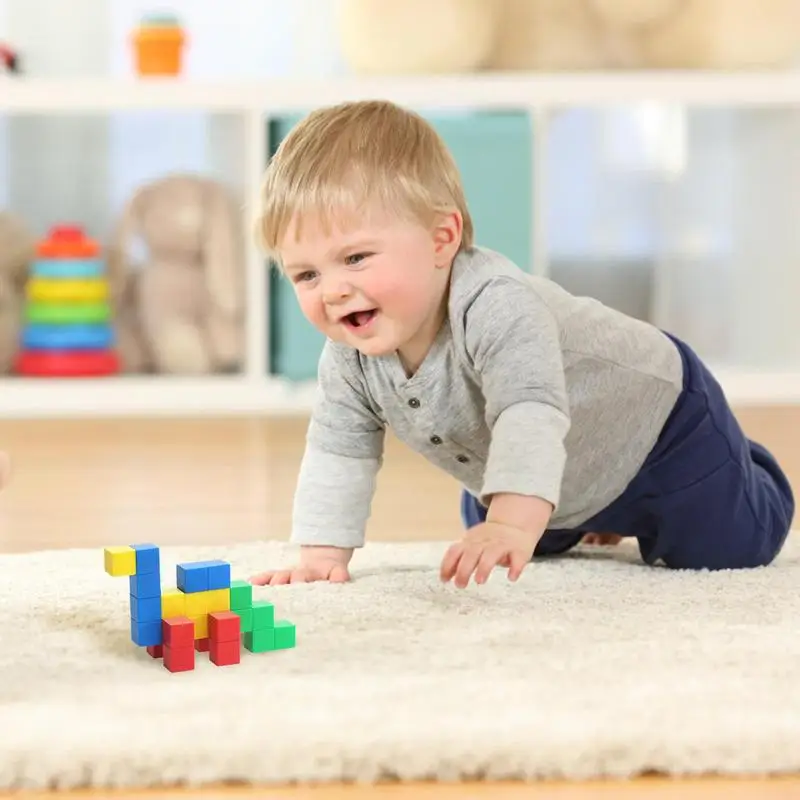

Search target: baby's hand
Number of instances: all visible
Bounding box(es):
[440,521,537,589]
[249,545,353,586]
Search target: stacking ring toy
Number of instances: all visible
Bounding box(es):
[26,278,109,303]
[31,258,105,279]
[15,350,120,377]
[22,323,114,350]
[17,225,120,378]
[36,225,100,258]
[25,302,111,324]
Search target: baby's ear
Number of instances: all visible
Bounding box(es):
[432,210,463,265]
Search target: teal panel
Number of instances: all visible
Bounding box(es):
[266,111,533,380]
[266,117,327,381]
[433,112,532,271]
[268,264,327,381]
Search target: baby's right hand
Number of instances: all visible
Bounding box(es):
[249,546,353,586]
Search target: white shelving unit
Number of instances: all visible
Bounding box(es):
[3,71,800,417]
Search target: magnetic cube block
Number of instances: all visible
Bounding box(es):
[273,620,296,650]
[209,611,240,643]
[195,638,210,652]
[206,560,231,590]
[190,614,208,639]
[243,628,274,653]
[130,594,162,623]
[131,618,162,647]
[233,608,253,633]
[161,589,186,619]
[164,644,195,673]
[104,546,136,577]
[130,571,161,599]
[146,644,163,659]
[131,543,160,574]
[252,600,275,631]
[210,639,240,667]
[177,561,209,593]
[205,588,230,613]
[229,579,252,610]
[162,617,194,648]
[184,590,209,617]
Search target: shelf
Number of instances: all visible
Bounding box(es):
[0,369,792,418]
[3,72,800,414]
[0,376,318,418]
[4,71,800,114]
[708,369,800,406]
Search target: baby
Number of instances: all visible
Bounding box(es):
[250,100,794,590]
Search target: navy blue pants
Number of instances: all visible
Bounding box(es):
[461,335,795,570]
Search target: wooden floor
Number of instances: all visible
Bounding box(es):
[2,405,799,800]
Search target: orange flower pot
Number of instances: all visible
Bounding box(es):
[133,15,186,76]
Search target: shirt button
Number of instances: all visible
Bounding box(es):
[430,435,442,445]
[456,454,469,463]
[408,397,420,408]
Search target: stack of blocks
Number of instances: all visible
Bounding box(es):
[103,543,296,673]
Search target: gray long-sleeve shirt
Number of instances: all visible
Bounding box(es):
[291,245,684,548]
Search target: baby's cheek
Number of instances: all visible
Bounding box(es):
[370,274,422,310]
[297,293,326,327]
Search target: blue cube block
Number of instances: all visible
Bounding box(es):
[130,594,162,623]
[176,561,209,593]
[131,618,162,647]
[129,571,161,599]
[206,560,231,590]
[131,543,160,575]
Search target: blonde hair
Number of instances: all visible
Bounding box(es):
[255,100,474,262]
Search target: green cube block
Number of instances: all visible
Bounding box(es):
[252,600,274,630]
[234,607,253,633]
[273,620,296,650]
[229,579,253,610]
[244,628,275,653]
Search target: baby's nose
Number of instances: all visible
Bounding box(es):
[322,282,353,304]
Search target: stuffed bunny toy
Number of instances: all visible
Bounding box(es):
[336,0,500,74]
[489,0,800,70]
[0,211,36,374]
[107,174,245,375]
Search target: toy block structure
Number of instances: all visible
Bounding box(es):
[15,224,120,377]
[103,543,296,672]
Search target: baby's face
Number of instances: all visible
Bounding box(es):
[279,208,455,366]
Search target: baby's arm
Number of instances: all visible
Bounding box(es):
[251,342,385,585]
[441,277,571,586]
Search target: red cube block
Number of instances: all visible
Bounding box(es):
[210,638,240,667]
[209,611,241,643]
[162,616,194,648]
[194,637,210,652]
[146,644,163,659]
[163,644,195,673]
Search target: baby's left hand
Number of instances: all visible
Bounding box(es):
[439,521,538,589]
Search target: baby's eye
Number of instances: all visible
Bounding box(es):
[344,252,370,266]
[293,270,317,284]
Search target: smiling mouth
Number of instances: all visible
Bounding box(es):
[342,309,377,328]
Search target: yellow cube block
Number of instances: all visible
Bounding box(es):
[161,589,186,619]
[190,614,208,639]
[206,588,230,613]
[104,546,136,577]
[184,590,208,617]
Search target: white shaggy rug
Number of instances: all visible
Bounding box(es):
[2,537,800,791]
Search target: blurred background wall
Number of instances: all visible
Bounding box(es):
[1,0,799,402]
